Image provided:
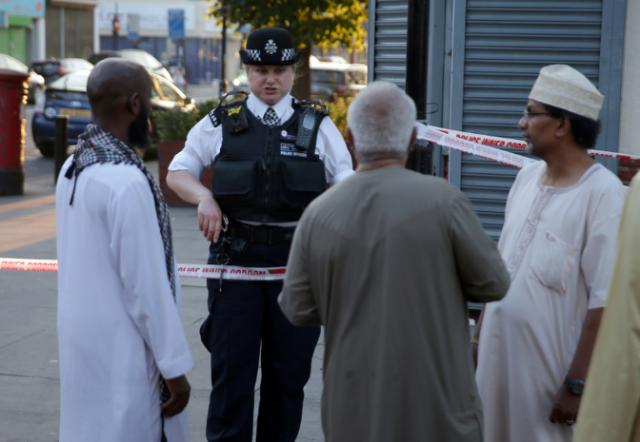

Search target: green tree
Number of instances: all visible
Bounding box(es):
[211,0,368,99]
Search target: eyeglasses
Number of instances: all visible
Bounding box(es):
[522,110,552,120]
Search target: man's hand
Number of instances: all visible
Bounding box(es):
[197,195,223,242]
[161,375,191,417]
[549,385,581,426]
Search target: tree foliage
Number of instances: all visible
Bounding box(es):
[210,0,368,51]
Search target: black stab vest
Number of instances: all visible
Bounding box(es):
[211,100,327,223]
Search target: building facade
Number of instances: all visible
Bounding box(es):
[0,0,46,63]
[45,0,98,60]
[96,0,241,86]
[369,0,631,237]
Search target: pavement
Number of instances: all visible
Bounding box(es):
[0,110,324,441]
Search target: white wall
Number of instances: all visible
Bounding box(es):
[619,0,640,155]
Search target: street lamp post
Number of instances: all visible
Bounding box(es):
[112,14,120,50]
[220,3,228,96]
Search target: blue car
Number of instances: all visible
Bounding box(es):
[32,69,195,157]
[32,70,93,157]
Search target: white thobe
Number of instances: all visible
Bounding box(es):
[476,161,626,442]
[56,158,193,442]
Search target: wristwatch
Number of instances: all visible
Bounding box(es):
[564,377,585,396]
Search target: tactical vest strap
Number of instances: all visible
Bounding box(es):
[208,91,250,132]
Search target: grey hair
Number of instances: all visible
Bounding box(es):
[347,81,417,162]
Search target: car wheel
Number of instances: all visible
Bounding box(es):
[36,142,54,158]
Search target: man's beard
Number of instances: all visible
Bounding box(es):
[525,141,535,155]
[128,108,150,149]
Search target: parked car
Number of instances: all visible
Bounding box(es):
[88,49,173,83]
[31,71,92,157]
[310,57,367,100]
[32,70,195,157]
[0,53,45,104]
[30,58,94,84]
[230,57,368,101]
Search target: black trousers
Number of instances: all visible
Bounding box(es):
[200,236,320,442]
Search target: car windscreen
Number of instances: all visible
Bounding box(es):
[32,61,60,76]
[312,69,346,85]
[155,76,185,101]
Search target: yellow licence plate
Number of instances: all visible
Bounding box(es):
[60,108,92,119]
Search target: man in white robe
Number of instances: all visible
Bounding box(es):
[475,65,626,442]
[56,59,193,442]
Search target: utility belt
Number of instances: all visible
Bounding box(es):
[226,218,295,245]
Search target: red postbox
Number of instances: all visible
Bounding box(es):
[0,69,28,196]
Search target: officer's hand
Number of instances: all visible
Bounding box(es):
[197,195,223,242]
[161,375,191,417]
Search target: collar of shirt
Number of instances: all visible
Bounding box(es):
[247,93,294,123]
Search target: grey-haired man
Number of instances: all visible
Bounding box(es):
[279,81,509,442]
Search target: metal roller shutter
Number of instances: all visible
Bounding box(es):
[369,0,409,87]
[460,0,604,238]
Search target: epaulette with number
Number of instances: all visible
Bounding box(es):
[208,91,250,133]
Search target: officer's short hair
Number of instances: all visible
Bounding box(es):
[347,81,416,162]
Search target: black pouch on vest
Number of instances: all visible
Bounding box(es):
[212,160,258,207]
[277,160,327,210]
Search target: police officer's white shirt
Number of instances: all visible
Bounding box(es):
[169,93,354,185]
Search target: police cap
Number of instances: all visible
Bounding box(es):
[239,27,300,66]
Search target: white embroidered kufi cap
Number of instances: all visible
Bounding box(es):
[529,64,604,121]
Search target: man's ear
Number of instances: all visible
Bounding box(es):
[346,128,354,148]
[555,116,571,138]
[408,127,417,150]
[127,93,141,116]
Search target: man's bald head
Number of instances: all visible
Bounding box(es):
[87,58,151,118]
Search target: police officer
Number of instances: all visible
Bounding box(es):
[167,28,353,442]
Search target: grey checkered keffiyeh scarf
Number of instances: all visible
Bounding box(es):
[64,124,176,300]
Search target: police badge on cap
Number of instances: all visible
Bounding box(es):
[239,27,300,66]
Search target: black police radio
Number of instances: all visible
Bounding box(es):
[293,101,327,154]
